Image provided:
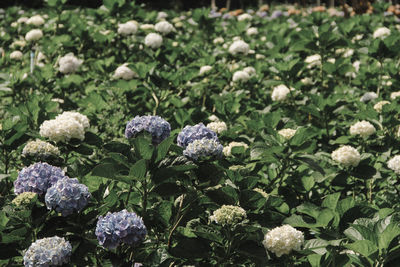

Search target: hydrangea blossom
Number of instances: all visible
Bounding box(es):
[243,66,256,76]
[14,162,67,195]
[59,53,83,74]
[360,92,378,102]
[349,121,376,138]
[374,101,390,113]
[373,27,391,39]
[390,91,400,99]
[144,33,163,49]
[26,15,45,26]
[10,50,23,60]
[177,123,219,148]
[223,141,248,156]
[95,209,147,249]
[206,121,227,134]
[210,205,247,226]
[183,138,223,160]
[45,178,91,216]
[388,155,400,174]
[232,70,250,82]
[271,84,291,101]
[12,192,37,207]
[305,54,321,69]
[125,115,171,145]
[22,139,60,158]
[199,65,212,76]
[246,27,258,36]
[154,21,174,35]
[25,29,43,41]
[278,128,297,140]
[23,236,72,266]
[113,63,138,80]
[228,40,250,55]
[118,21,138,35]
[331,145,360,167]
[263,225,304,257]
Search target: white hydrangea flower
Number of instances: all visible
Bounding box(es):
[25,29,43,41]
[301,77,313,85]
[232,70,250,82]
[27,15,45,26]
[11,40,26,48]
[199,65,212,76]
[246,27,258,36]
[374,101,390,113]
[144,33,163,49]
[331,145,360,167]
[17,17,28,24]
[22,139,60,157]
[228,40,250,55]
[113,63,138,80]
[373,27,391,39]
[237,13,252,21]
[223,141,249,156]
[210,205,247,226]
[208,115,219,122]
[140,24,154,30]
[10,50,23,60]
[278,128,297,140]
[253,188,268,198]
[155,21,174,35]
[349,121,376,138]
[256,54,265,59]
[390,91,400,99]
[59,53,83,74]
[243,66,256,76]
[263,225,304,257]
[388,155,400,174]
[213,37,224,44]
[336,48,354,58]
[157,11,168,20]
[353,60,361,72]
[117,21,138,36]
[305,54,321,69]
[56,111,90,130]
[271,84,291,101]
[360,92,378,102]
[206,121,227,134]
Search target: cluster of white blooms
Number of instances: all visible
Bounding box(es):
[39,111,90,142]
[246,27,258,36]
[278,128,297,140]
[59,53,83,74]
[331,145,360,167]
[17,17,29,24]
[237,13,252,21]
[271,84,291,101]
[301,77,313,85]
[349,121,376,138]
[25,29,43,41]
[140,24,154,30]
[228,40,250,55]
[305,54,321,69]
[12,192,37,207]
[199,65,212,76]
[210,205,247,226]
[113,63,138,80]
[360,92,378,102]
[253,188,268,198]
[117,21,138,35]
[388,155,400,174]
[144,33,163,49]
[336,48,354,58]
[373,27,391,39]
[263,225,304,257]
[155,21,174,35]
[374,101,390,113]
[223,141,249,156]
[10,50,23,60]
[243,66,256,76]
[27,15,45,26]
[157,11,168,20]
[22,139,60,157]
[232,70,250,82]
[208,115,219,122]
[213,37,224,44]
[390,91,400,99]
[206,121,227,134]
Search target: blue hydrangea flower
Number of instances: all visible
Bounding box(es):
[183,138,223,161]
[45,177,91,216]
[23,236,72,267]
[177,123,219,148]
[14,162,67,196]
[95,209,147,249]
[125,115,171,145]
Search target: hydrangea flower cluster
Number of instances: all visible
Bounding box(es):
[331,145,361,167]
[388,155,400,174]
[27,15,45,26]
[118,21,138,35]
[228,40,250,55]
[360,92,378,102]
[374,100,390,112]
[95,209,147,249]
[206,121,227,134]
[223,141,248,157]
[14,162,67,196]
[155,21,174,34]
[271,84,291,101]
[144,33,163,49]
[177,123,219,148]
[22,139,60,158]
[183,138,223,160]
[232,70,250,82]
[45,178,91,216]
[113,63,138,80]
[125,115,171,145]
[12,192,37,207]
[39,111,90,142]
[263,225,304,257]
[23,236,72,267]
[58,53,83,74]
[25,29,43,41]
[210,205,247,226]
[373,27,391,39]
[278,128,297,140]
[349,121,376,138]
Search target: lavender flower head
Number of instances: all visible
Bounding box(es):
[183,138,223,161]
[125,115,171,145]
[209,10,222,18]
[95,209,147,249]
[14,162,67,196]
[271,10,283,19]
[45,177,91,216]
[177,123,219,148]
[23,236,72,267]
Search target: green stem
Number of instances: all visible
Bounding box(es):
[141,179,148,217]
[125,185,133,207]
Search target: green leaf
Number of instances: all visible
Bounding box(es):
[344,240,377,259]
[322,193,341,210]
[378,223,400,251]
[155,136,174,163]
[91,164,132,185]
[302,176,315,191]
[156,201,172,226]
[0,211,9,227]
[129,159,147,180]
[132,134,154,160]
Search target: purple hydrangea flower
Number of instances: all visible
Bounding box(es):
[209,10,222,18]
[95,209,147,249]
[14,162,67,196]
[177,123,219,148]
[23,236,72,267]
[45,177,91,216]
[183,138,223,161]
[125,115,171,145]
[271,10,283,19]
[256,11,268,18]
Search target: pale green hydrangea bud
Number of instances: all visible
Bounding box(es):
[210,205,246,226]
[12,192,37,207]
[22,139,60,158]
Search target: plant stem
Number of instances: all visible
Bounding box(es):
[125,185,133,207]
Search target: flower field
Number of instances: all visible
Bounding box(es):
[2,1,400,266]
